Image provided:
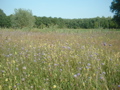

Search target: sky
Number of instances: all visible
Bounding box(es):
[0,0,114,19]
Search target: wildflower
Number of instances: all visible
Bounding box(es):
[6,54,10,57]
[13,85,16,88]
[87,63,91,66]
[88,77,90,79]
[62,46,71,49]
[54,64,58,66]
[0,85,2,90]
[118,85,120,88]
[45,78,49,81]
[102,72,106,74]
[100,76,105,81]
[95,53,98,55]
[23,66,26,70]
[83,82,85,86]
[74,74,77,78]
[93,73,96,76]
[90,55,93,57]
[15,52,17,55]
[1,70,5,73]
[5,78,8,82]
[101,63,105,65]
[81,46,85,49]
[34,60,37,62]
[22,78,25,81]
[12,60,15,64]
[21,47,24,50]
[53,85,56,88]
[9,54,12,56]
[109,58,112,61]
[29,45,32,47]
[30,86,33,88]
[9,86,12,89]
[74,73,80,78]
[78,68,82,70]
[60,69,62,71]
[16,68,19,70]
[86,66,90,69]
[16,83,20,85]
[77,73,80,76]
[103,42,107,46]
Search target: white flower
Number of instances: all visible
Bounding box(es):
[23,66,26,70]
[22,78,25,81]
[74,74,77,78]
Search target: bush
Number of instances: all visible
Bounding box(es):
[11,8,35,28]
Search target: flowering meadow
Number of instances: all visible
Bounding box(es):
[0,29,120,90]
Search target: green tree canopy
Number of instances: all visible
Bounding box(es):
[11,8,35,28]
[110,0,120,26]
[0,9,7,27]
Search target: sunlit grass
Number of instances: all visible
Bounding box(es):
[0,29,120,90]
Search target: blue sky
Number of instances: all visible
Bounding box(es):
[0,0,114,19]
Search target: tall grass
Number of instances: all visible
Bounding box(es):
[0,29,120,90]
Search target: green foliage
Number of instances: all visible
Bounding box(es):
[11,8,35,28]
[34,16,118,29]
[0,9,12,28]
[110,0,120,26]
[0,9,7,27]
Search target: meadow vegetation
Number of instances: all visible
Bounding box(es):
[0,29,120,90]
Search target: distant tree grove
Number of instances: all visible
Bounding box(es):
[0,8,119,29]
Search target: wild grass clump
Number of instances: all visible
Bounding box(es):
[0,29,120,90]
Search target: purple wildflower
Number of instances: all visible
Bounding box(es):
[87,63,91,66]
[103,42,107,46]
[77,73,80,76]
[109,44,112,46]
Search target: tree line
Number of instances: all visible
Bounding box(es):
[34,16,119,29]
[0,5,120,29]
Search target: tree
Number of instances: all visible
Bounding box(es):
[11,8,35,28]
[6,15,12,28]
[110,0,120,26]
[0,9,7,27]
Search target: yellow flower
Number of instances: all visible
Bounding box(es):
[53,85,56,88]
[29,45,32,47]
[15,52,17,55]
[9,86,11,89]
[93,73,96,76]
[5,78,8,82]
[12,60,16,64]
[0,85,2,90]
[83,82,85,86]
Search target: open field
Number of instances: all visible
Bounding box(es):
[0,29,120,90]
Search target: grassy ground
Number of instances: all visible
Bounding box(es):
[0,29,120,90]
